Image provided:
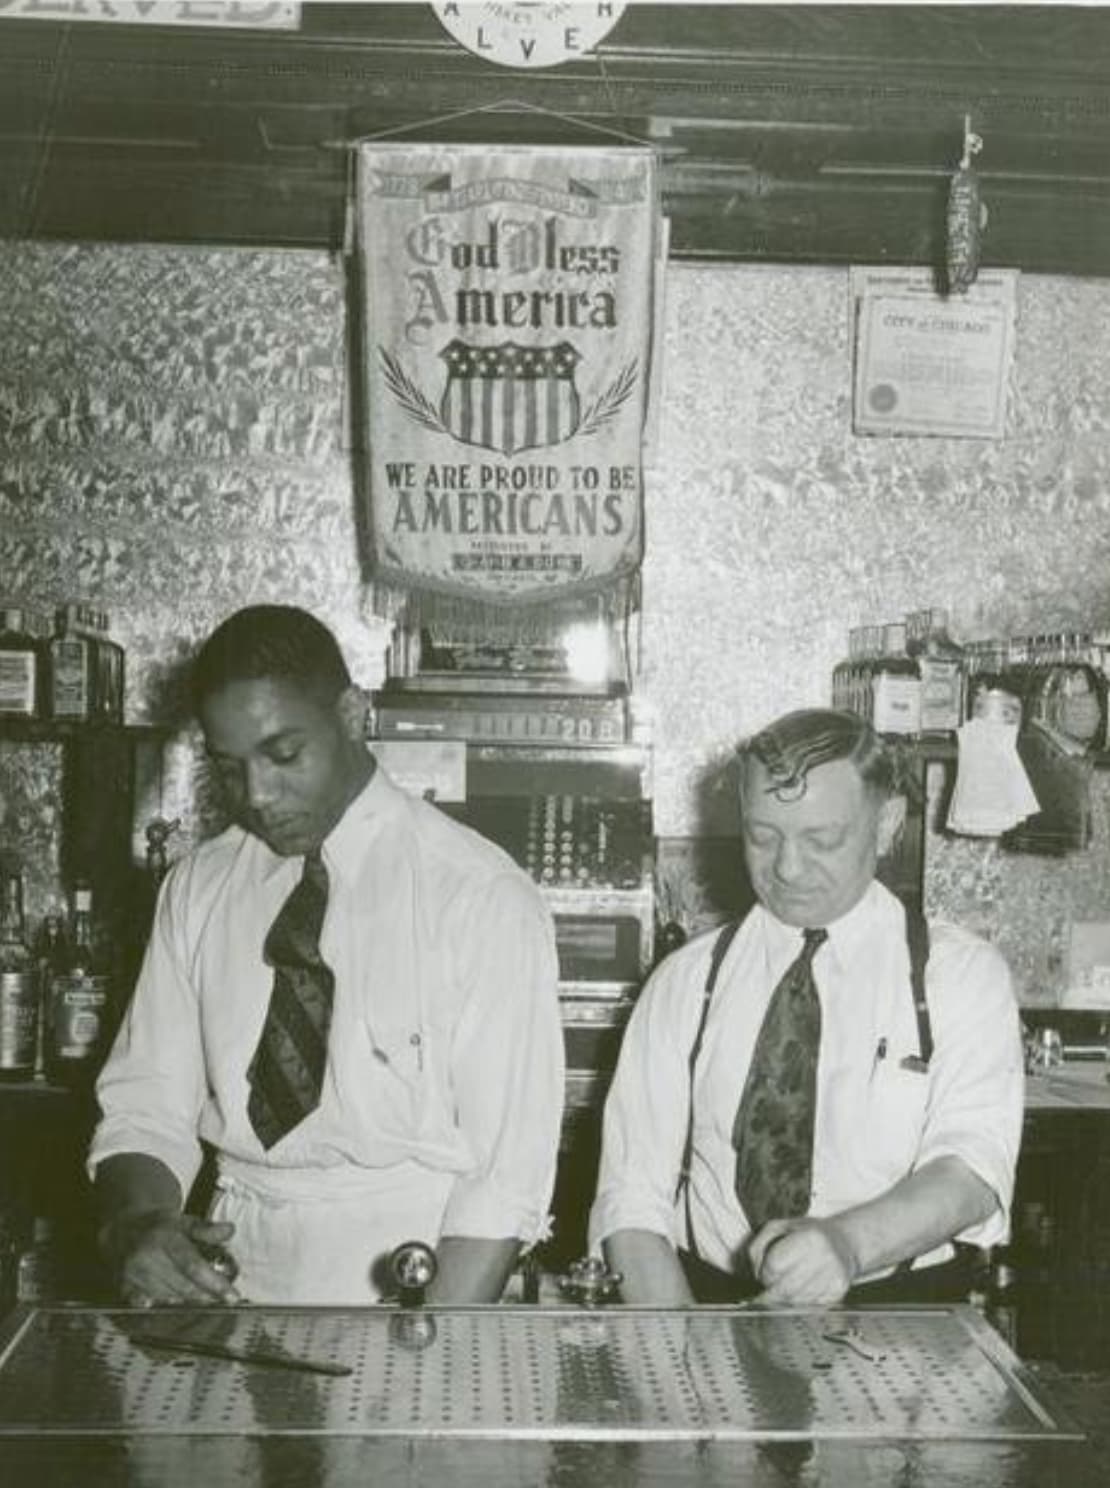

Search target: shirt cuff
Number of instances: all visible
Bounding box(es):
[587,1186,679,1255]
[440,1175,551,1247]
[87,1123,203,1208]
[915,1140,1014,1249]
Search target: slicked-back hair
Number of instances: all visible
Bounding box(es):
[190,605,351,714]
[737,708,906,803]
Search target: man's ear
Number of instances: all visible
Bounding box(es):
[337,685,369,742]
[877,793,907,857]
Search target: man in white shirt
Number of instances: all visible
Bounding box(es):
[90,604,564,1306]
[590,707,1024,1306]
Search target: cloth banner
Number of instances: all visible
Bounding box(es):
[356,142,659,614]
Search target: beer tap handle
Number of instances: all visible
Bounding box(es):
[388,1240,438,1308]
[556,1255,623,1307]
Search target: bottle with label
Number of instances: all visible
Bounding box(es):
[48,605,98,722]
[870,621,921,737]
[964,637,1010,721]
[15,1216,59,1304]
[0,606,47,720]
[831,630,851,712]
[47,881,113,1087]
[0,866,38,1082]
[841,624,879,722]
[832,628,855,713]
[906,607,965,734]
[34,908,68,1084]
[84,604,124,720]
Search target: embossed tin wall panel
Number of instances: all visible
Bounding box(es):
[642,263,1110,1004]
[645,263,1110,839]
[1,244,1109,998]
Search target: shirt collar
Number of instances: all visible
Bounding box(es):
[254,754,406,884]
[759,878,900,972]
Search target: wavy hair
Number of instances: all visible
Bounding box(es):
[736,708,915,803]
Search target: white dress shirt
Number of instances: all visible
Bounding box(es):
[589,880,1024,1280]
[90,764,564,1302]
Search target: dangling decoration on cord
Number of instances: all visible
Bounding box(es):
[946,115,987,295]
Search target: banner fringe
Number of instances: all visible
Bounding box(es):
[368,573,639,649]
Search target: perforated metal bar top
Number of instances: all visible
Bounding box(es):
[0,1305,1078,1443]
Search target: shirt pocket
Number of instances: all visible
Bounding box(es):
[865,1056,930,1180]
[361,1015,427,1087]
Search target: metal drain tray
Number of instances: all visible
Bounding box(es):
[0,1304,1078,1442]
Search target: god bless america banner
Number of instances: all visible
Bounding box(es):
[356,142,659,607]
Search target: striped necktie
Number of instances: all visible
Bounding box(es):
[732,927,827,1232]
[247,850,335,1151]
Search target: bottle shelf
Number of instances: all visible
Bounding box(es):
[0,1080,88,1100]
[0,719,169,744]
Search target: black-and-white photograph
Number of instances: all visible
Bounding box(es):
[0,3,1108,1483]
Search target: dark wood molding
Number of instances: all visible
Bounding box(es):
[1,4,1109,273]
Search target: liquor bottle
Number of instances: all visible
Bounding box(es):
[842,625,879,722]
[48,605,98,722]
[964,637,1010,721]
[15,1216,59,1304]
[832,628,863,713]
[34,908,68,1084]
[830,630,851,711]
[870,621,921,737]
[986,1246,1020,1351]
[0,867,38,1082]
[93,610,125,723]
[0,869,36,1078]
[47,881,113,1088]
[906,607,965,734]
[0,605,46,720]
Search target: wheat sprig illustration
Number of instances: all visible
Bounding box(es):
[577,361,639,438]
[378,348,445,433]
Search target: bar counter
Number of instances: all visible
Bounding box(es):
[0,1300,1105,1488]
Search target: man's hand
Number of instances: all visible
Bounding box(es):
[104,1212,241,1307]
[748,1217,859,1305]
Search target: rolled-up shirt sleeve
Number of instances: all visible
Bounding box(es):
[439,874,564,1244]
[88,859,208,1203]
[915,930,1025,1248]
[588,945,705,1252]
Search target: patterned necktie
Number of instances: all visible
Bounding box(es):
[247,850,335,1151]
[733,927,827,1232]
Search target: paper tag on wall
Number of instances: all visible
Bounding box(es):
[1062,919,1110,1008]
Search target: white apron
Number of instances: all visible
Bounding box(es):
[209,1156,456,1304]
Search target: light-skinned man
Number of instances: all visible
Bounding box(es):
[590,707,1023,1306]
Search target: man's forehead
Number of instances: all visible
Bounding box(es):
[201,674,327,742]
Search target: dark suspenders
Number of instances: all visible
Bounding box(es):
[901,901,934,1071]
[674,900,934,1235]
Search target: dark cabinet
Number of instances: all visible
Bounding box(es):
[1010,1101,1110,1368]
[0,719,168,1301]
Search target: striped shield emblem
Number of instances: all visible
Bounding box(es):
[439,339,581,456]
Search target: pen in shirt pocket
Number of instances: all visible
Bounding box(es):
[870,1036,888,1077]
[368,1037,424,1075]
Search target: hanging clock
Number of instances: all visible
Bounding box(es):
[431,3,628,69]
